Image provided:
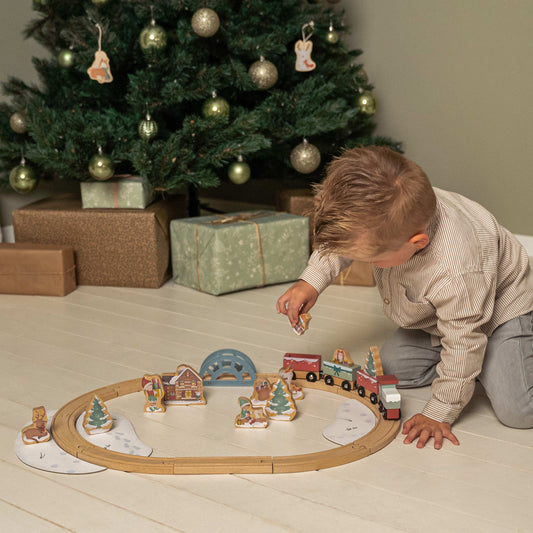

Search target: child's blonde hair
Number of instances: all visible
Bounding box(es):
[312,146,436,256]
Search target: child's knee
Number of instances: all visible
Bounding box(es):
[492,398,533,429]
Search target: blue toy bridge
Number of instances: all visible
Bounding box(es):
[200,349,257,387]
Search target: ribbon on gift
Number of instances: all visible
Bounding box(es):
[193,211,274,293]
[337,263,353,285]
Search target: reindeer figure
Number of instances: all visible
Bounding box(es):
[21,406,51,445]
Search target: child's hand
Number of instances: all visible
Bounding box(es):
[402,413,460,449]
[276,280,319,327]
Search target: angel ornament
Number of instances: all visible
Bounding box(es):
[295,22,316,72]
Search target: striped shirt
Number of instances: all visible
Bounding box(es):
[300,188,533,423]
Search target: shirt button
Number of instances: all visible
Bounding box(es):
[383,298,390,305]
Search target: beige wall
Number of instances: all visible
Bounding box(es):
[344,0,532,235]
[1,1,532,235]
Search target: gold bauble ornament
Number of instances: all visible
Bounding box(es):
[202,93,230,118]
[88,147,115,181]
[9,160,38,194]
[326,30,339,45]
[92,0,110,5]
[228,156,251,184]
[58,49,75,68]
[357,90,378,115]
[290,139,321,174]
[9,111,28,134]
[139,19,167,53]
[138,113,158,141]
[248,56,278,90]
[191,8,220,38]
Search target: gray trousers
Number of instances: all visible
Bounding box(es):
[380,311,533,428]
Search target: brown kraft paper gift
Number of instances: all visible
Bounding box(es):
[0,243,76,296]
[13,193,186,288]
[276,188,375,287]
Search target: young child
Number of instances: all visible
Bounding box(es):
[277,146,533,449]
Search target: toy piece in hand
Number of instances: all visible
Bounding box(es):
[293,313,312,335]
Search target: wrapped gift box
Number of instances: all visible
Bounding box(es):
[0,243,76,296]
[13,193,186,288]
[333,262,375,287]
[81,175,155,209]
[170,211,309,295]
[277,189,375,287]
[276,188,314,240]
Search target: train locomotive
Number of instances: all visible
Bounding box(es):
[283,347,401,420]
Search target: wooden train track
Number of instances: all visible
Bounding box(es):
[51,374,401,475]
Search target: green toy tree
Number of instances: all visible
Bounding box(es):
[0,0,399,213]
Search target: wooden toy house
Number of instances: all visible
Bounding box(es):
[162,365,206,405]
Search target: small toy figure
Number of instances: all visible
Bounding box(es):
[142,374,165,413]
[250,378,272,407]
[279,365,304,400]
[234,397,268,428]
[265,378,297,421]
[21,406,51,445]
[332,348,354,366]
[83,395,113,435]
[293,312,312,335]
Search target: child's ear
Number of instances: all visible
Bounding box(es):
[409,232,430,250]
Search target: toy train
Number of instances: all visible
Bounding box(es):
[283,348,401,420]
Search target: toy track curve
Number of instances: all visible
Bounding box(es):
[51,374,400,475]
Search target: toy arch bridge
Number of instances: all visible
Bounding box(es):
[199,349,256,386]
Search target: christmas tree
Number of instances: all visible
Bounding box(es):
[0,0,399,213]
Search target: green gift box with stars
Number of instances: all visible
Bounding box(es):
[170,211,309,295]
[81,175,155,209]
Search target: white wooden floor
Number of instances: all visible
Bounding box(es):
[1,278,532,533]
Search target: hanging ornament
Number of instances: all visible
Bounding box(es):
[357,89,378,115]
[326,21,339,45]
[91,0,110,5]
[88,146,115,181]
[139,16,167,53]
[228,155,251,185]
[9,111,28,134]
[9,157,38,194]
[58,48,75,68]
[138,112,158,141]
[290,138,321,174]
[87,23,113,84]
[191,8,220,38]
[295,22,316,72]
[202,91,230,118]
[354,67,369,85]
[248,56,278,90]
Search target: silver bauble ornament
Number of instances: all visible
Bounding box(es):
[191,8,220,38]
[58,49,75,68]
[248,57,278,90]
[88,147,115,181]
[9,111,28,134]
[357,90,378,115]
[9,161,38,194]
[228,156,251,184]
[139,19,167,53]
[290,139,321,174]
[138,113,158,141]
[202,94,230,118]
